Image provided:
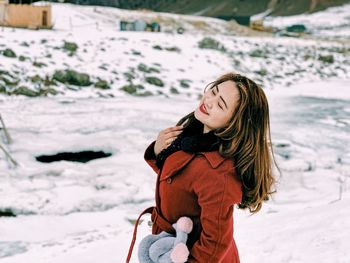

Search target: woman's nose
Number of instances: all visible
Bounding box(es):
[205,95,215,106]
[204,98,213,109]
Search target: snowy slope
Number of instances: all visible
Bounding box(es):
[1,3,349,101]
[264,3,350,40]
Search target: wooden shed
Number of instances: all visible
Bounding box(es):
[0,0,52,29]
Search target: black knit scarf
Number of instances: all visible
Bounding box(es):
[155,118,221,169]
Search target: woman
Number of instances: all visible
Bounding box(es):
[126,72,277,262]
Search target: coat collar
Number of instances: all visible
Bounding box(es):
[201,150,227,169]
[161,150,227,180]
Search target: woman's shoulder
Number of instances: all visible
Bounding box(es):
[190,151,242,203]
[189,151,239,180]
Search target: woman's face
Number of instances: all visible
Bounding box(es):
[194,80,239,133]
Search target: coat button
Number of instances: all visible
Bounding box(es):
[167,178,172,184]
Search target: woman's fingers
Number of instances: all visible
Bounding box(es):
[163,126,183,135]
[165,130,183,139]
[154,126,184,156]
[164,126,184,143]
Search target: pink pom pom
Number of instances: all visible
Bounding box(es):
[170,243,189,263]
[176,217,193,234]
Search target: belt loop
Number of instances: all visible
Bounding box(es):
[152,208,175,234]
[152,207,158,224]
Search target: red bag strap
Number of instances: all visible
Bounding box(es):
[125,206,154,263]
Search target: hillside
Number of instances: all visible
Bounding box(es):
[1,2,349,100]
[54,0,350,17]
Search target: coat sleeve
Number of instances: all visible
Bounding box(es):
[144,140,160,174]
[187,167,240,262]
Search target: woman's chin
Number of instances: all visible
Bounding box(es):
[194,111,205,124]
[194,110,201,121]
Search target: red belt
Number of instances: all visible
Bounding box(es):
[125,206,175,263]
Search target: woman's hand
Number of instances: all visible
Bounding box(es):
[154,125,184,156]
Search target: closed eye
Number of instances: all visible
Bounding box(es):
[211,89,224,110]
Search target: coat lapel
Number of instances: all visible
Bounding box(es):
[160,150,228,181]
[160,150,196,180]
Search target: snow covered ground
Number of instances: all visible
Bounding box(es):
[0,2,350,263]
[264,3,350,40]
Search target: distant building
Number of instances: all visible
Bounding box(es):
[150,22,160,32]
[120,19,161,32]
[0,0,52,29]
[134,19,146,31]
[120,20,135,31]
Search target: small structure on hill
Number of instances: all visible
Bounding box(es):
[249,19,274,32]
[120,20,135,31]
[134,19,147,31]
[0,0,52,29]
[120,19,161,32]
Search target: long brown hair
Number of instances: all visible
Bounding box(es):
[176,72,278,214]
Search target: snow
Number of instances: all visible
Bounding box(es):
[0,2,350,263]
[264,3,350,40]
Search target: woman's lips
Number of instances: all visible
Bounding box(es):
[199,103,209,115]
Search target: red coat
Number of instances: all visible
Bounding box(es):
[126,140,243,263]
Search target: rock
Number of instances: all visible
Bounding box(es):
[0,84,6,94]
[120,84,136,94]
[131,49,142,56]
[0,71,20,87]
[254,68,268,76]
[152,45,163,50]
[63,41,78,55]
[136,91,153,96]
[250,49,267,58]
[99,64,108,71]
[137,63,160,73]
[179,79,191,88]
[165,46,181,52]
[52,70,66,83]
[170,87,179,94]
[33,61,47,68]
[318,54,334,64]
[18,55,27,61]
[94,79,111,89]
[20,41,30,47]
[145,76,164,87]
[44,75,57,86]
[2,48,17,58]
[120,84,145,95]
[123,71,135,81]
[30,75,42,83]
[53,69,91,87]
[198,37,226,52]
[11,86,38,97]
[38,87,59,96]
